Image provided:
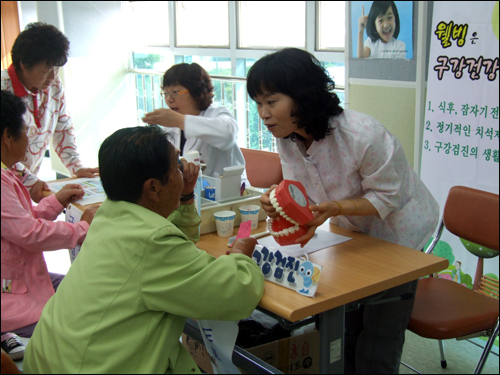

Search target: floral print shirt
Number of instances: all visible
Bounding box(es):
[278,109,439,250]
[1,65,84,188]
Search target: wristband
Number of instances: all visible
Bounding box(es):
[336,201,343,215]
[180,192,195,202]
[349,200,358,214]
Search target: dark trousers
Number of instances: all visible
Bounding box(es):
[344,279,418,374]
[1,273,65,338]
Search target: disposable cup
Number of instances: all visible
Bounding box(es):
[213,211,236,237]
[239,204,261,230]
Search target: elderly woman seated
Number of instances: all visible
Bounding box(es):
[24,125,265,373]
[1,90,97,346]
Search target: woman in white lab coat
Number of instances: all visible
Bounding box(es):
[143,63,247,181]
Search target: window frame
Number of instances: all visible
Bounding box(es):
[236,1,307,50]
[175,1,231,49]
[129,2,346,82]
[316,1,346,52]
[128,1,348,151]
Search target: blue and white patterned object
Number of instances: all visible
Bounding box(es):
[240,205,260,230]
[252,245,322,297]
[214,211,236,237]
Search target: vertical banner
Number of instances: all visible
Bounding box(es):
[421,2,499,285]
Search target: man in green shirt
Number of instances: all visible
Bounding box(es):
[24,126,264,373]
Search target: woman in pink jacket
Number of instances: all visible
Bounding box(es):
[1,90,98,340]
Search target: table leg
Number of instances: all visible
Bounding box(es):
[319,305,345,374]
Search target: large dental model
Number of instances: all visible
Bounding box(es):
[268,180,314,246]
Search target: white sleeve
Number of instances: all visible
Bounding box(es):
[395,40,407,59]
[183,107,238,151]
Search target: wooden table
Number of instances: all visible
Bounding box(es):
[195,220,448,373]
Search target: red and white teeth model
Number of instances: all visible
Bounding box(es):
[268,180,314,246]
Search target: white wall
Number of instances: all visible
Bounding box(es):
[19,1,137,175]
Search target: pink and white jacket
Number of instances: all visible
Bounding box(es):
[1,166,88,332]
[1,65,84,189]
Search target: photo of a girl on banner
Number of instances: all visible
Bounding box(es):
[354,1,413,59]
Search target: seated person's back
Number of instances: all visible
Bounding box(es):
[24,125,264,374]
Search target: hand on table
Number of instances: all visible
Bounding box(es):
[142,108,185,129]
[55,184,85,207]
[80,205,100,226]
[30,179,50,203]
[75,167,99,178]
[226,237,258,257]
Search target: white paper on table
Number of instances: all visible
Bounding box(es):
[257,229,352,257]
[48,177,106,205]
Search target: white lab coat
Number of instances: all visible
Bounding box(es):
[167,105,247,183]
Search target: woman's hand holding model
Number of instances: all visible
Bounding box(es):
[259,185,280,219]
[260,185,378,246]
[297,199,379,245]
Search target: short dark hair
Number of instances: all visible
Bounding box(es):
[366,1,400,42]
[1,90,27,139]
[246,48,343,142]
[11,22,70,70]
[99,126,174,203]
[162,63,214,111]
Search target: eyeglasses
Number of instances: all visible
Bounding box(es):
[161,89,189,99]
[44,66,60,75]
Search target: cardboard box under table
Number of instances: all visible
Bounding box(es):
[182,329,319,374]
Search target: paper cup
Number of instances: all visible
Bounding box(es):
[239,204,261,230]
[214,211,236,237]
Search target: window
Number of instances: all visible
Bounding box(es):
[317,1,346,51]
[322,61,345,107]
[127,2,169,47]
[132,52,169,70]
[175,55,232,76]
[128,1,347,151]
[238,1,306,49]
[176,1,229,47]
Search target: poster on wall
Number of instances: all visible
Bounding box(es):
[420,1,499,285]
[352,1,413,59]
